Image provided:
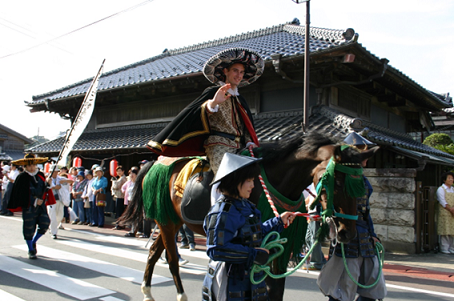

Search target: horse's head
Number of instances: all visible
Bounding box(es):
[312,144,379,244]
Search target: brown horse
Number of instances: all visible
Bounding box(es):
[121,130,370,301]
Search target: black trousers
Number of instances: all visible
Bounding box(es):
[22,205,50,240]
[115,198,125,219]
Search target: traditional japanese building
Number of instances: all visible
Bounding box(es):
[27,19,453,253]
[0,124,33,161]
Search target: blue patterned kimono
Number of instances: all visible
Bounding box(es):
[202,195,283,301]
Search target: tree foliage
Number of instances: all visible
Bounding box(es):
[423,133,454,156]
[423,133,453,148]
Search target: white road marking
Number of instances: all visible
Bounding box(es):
[13,245,171,285]
[0,215,21,221]
[292,266,454,299]
[0,254,114,300]
[100,297,126,301]
[0,289,26,301]
[57,238,207,275]
[387,283,454,299]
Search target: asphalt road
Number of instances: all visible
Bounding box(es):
[1,214,453,301]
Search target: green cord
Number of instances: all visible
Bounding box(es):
[250,232,385,287]
[250,231,320,285]
[340,242,385,289]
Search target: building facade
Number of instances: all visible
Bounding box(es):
[27,19,453,253]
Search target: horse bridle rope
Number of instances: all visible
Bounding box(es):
[247,147,318,227]
[248,149,384,288]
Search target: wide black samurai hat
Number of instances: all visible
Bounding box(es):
[203,48,264,87]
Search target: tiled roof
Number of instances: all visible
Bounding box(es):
[0,124,34,144]
[311,106,454,161]
[29,20,451,109]
[27,123,168,153]
[430,92,451,106]
[27,111,306,153]
[29,105,454,163]
[443,105,454,114]
[1,151,27,161]
[30,21,356,104]
[0,153,13,161]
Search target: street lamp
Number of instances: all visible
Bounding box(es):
[292,0,310,131]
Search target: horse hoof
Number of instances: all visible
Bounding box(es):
[177,292,188,301]
[141,281,154,301]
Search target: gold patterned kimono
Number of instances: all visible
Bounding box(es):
[202,96,253,174]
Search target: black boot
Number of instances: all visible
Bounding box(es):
[328,297,339,301]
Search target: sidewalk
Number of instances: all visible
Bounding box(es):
[383,251,454,282]
[65,214,454,282]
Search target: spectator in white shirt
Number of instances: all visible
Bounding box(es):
[1,164,20,216]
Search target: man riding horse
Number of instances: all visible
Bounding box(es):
[147,47,263,174]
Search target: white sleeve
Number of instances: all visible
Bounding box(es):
[436,186,448,208]
[206,100,219,113]
[10,170,20,180]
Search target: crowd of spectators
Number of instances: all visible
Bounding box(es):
[1,158,197,265]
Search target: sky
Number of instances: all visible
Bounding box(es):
[1,0,453,140]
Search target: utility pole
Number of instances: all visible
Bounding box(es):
[292,0,310,131]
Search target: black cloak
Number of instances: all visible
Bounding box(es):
[147,86,255,157]
[8,171,46,209]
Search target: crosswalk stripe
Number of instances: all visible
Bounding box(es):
[93,234,211,261]
[99,296,126,301]
[13,245,171,285]
[0,288,26,301]
[57,238,208,275]
[0,254,114,300]
[177,248,209,260]
[94,234,151,247]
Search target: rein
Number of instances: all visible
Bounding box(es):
[341,241,385,288]
[247,147,317,226]
[250,231,321,284]
[249,147,383,287]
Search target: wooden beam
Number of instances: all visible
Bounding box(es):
[377,94,395,103]
[388,95,406,107]
[356,81,385,95]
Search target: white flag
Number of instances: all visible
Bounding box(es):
[56,59,105,167]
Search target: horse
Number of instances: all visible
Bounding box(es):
[120,129,375,301]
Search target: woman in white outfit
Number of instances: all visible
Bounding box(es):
[47,166,72,239]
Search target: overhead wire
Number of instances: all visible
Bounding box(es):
[0,0,154,60]
[0,15,73,54]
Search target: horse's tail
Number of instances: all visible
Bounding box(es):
[118,161,154,227]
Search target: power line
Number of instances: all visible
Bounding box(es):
[0,15,73,54]
[0,19,36,39]
[0,0,154,60]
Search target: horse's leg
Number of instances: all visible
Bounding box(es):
[266,277,286,301]
[265,259,286,301]
[141,233,165,301]
[161,223,188,301]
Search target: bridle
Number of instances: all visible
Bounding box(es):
[313,157,363,223]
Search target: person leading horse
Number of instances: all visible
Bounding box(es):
[317,132,387,301]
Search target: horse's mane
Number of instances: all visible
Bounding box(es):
[257,128,340,163]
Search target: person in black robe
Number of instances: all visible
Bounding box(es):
[8,153,53,259]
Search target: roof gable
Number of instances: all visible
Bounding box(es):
[0,123,34,144]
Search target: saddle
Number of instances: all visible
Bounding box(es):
[180,160,214,225]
